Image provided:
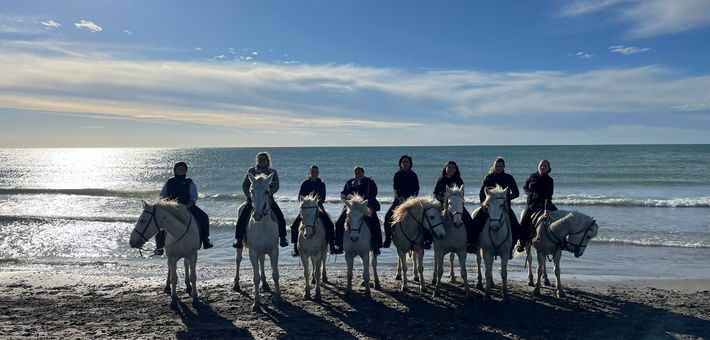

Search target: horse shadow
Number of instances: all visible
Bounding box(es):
[171,291,255,340]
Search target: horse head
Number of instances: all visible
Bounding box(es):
[564,217,599,258]
[130,200,160,249]
[248,173,274,222]
[422,199,446,239]
[299,194,319,240]
[344,194,370,243]
[484,185,509,232]
[445,185,465,228]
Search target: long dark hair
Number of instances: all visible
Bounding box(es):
[441,160,461,178]
[488,157,505,174]
[398,154,413,169]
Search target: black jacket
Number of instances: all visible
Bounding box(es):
[341,176,380,211]
[433,176,464,203]
[479,172,519,204]
[524,172,554,207]
[166,176,193,205]
[393,169,420,201]
[299,177,326,207]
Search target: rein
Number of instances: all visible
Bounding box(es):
[133,205,193,258]
[445,195,464,229]
[541,215,596,261]
[398,204,442,250]
[485,196,511,256]
[300,205,319,236]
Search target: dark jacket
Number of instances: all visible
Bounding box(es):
[299,177,326,207]
[479,172,520,204]
[242,166,279,198]
[433,175,464,203]
[524,172,554,207]
[341,176,380,211]
[393,169,420,201]
[166,176,193,205]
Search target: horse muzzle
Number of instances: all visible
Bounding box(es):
[253,214,263,222]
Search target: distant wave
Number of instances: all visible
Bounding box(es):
[0,215,137,224]
[545,195,710,208]
[592,238,710,248]
[0,188,160,198]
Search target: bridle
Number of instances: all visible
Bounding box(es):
[132,205,192,258]
[541,216,596,259]
[485,196,510,254]
[398,203,443,249]
[300,205,319,236]
[446,195,464,228]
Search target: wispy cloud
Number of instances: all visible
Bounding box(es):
[609,45,651,55]
[252,52,258,55]
[228,48,235,54]
[41,20,61,28]
[195,47,202,51]
[74,20,102,32]
[557,0,710,38]
[124,30,132,35]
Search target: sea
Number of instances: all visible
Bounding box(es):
[1,145,709,284]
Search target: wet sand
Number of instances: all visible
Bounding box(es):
[1,270,709,339]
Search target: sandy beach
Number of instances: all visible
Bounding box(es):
[1,270,709,340]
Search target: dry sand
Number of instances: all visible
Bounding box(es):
[1,270,709,339]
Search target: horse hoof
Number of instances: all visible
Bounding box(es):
[490,282,496,289]
[395,274,402,281]
[465,292,475,300]
[233,285,241,293]
[433,290,440,298]
[431,278,437,285]
[544,280,552,287]
[311,278,316,285]
[557,291,566,298]
[314,293,321,302]
[163,286,171,295]
[303,293,311,300]
[527,281,535,287]
[192,299,200,308]
[170,300,178,310]
[476,283,483,290]
[322,277,328,283]
[413,276,420,283]
[375,283,381,291]
[343,293,351,301]
[185,286,192,295]
[262,285,272,292]
[450,278,458,284]
[252,304,260,312]
[533,290,542,297]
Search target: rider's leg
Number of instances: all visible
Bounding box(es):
[190,205,212,249]
[233,199,252,248]
[271,198,288,247]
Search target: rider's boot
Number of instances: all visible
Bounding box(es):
[233,238,243,249]
[202,237,214,249]
[291,243,299,258]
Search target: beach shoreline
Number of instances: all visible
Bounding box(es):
[1,270,708,339]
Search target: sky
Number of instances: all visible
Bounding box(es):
[1,0,709,147]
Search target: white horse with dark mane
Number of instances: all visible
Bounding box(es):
[432,185,473,299]
[390,197,445,293]
[233,173,282,311]
[343,194,380,300]
[130,199,201,309]
[296,194,329,301]
[524,210,599,298]
[473,185,512,302]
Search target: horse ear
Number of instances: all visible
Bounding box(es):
[343,200,352,210]
[484,187,491,196]
[299,195,304,202]
[265,173,274,183]
[248,173,256,183]
[503,187,509,195]
[141,200,148,209]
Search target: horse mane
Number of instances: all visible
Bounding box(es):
[391,196,441,225]
[482,184,507,207]
[445,185,464,202]
[154,197,190,225]
[548,211,591,234]
[344,194,371,217]
[299,193,324,214]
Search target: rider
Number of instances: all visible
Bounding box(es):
[383,155,419,249]
[334,166,383,255]
[233,152,288,249]
[478,157,521,258]
[154,161,213,255]
[518,159,558,252]
[433,160,476,251]
[290,165,337,257]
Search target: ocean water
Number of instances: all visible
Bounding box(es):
[1,145,709,283]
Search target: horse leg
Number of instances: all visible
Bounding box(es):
[412,252,420,283]
[250,249,261,311]
[260,254,270,292]
[483,253,494,302]
[398,249,408,291]
[433,251,443,297]
[416,251,426,293]
[501,250,510,303]
[458,251,473,299]
[344,254,354,301]
[475,251,483,290]
[372,252,380,291]
[184,258,192,295]
[301,253,311,300]
[314,254,322,301]
[188,253,199,308]
[534,251,545,297]
[543,260,552,287]
[168,257,179,309]
[431,249,439,285]
[321,250,328,283]
[526,245,535,287]
[395,256,403,281]
[449,252,457,283]
[553,251,565,298]
[269,249,281,303]
[233,247,242,292]
[363,253,372,298]
[164,262,172,295]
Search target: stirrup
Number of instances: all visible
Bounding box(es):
[233,239,243,249]
[154,248,164,256]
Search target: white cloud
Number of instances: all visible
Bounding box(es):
[609,45,651,55]
[124,30,132,35]
[228,48,235,54]
[196,47,203,51]
[214,55,226,59]
[74,20,102,32]
[245,56,253,60]
[579,53,593,58]
[671,103,709,111]
[252,52,258,55]
[41,20,61,28]
[558,0,710,38]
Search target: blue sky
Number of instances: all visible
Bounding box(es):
[1,0,709,147]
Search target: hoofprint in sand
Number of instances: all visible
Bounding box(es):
[1,270,709,340]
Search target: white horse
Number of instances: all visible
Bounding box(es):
[390,197,445,293]
[297,194,329,301]
[474,185,512,302]
[525,210,599,298]
[432,185,473,299]
[343,194,380,300]
[234,173,282,311]
[130,199,201,309]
